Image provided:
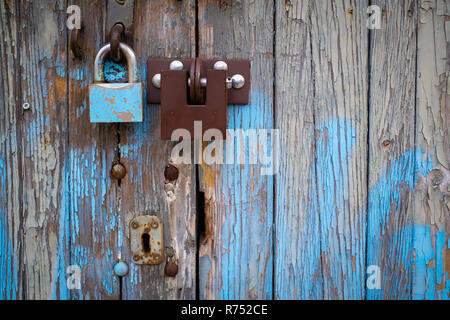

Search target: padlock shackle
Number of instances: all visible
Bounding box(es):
[94,43,138,83]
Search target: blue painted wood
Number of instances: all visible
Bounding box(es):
[198,0,274,299]
[68,0,120,300]
[0,0,22,300]
[308,0,369,299]
[0,0,447,301]
[366,0,418,299]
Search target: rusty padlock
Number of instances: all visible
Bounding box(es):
[89,43,143,123]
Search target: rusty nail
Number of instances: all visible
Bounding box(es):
[133,254,140,261]
[382,140,391,147]
[164,164,179,181]
[131,221,139,229]
[111,163,127,180]
[164,261,179,277]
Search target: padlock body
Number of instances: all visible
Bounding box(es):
[89,82,143,123]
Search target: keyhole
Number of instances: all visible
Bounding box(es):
[142,233,151,253]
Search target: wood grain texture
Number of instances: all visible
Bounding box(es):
[1,0,449,301]
[68,0,121,300]
[197,0,274,300]
[0,0,23,300]
[413,0,449,300]
[366,0,418,300]
[274,0,323,300]
[120,0,197,300]
[18,0,69,299]
[310,0,368,299]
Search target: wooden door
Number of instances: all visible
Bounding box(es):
[0,0,448,300]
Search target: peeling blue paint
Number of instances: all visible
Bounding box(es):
[413,227,449,300]
[366,149,434,300]
[217,90,273,299]
[314,118,363,299]
[0,156,19,300]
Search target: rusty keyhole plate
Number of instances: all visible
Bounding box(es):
[130,215,164,265]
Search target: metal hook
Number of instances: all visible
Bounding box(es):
[70,27,83,59]
[109,23,125,62]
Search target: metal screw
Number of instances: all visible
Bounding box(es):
[22,103,30,110]
[213,60,228,70]
[151,221,159,229]
[131,221,139,229]
[152,253,161,260]
[164,164,179,181]
[111,163,127,180]
[164,261,179,277]
[169,60,184,70]
[113,261,129,277]
[152,73,161,88]
[231,74,245,89]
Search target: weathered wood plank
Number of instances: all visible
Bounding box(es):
[274,0,323,300]
[310,0,368,299]
[366,0,418,300]
[18,0,69,299]
[413,0,449,300]
[0,0,23,300]
[68,0,120,299]
[197,0,274,300]
[120,0,197,300]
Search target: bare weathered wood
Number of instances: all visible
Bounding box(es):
[0,0,23,300]
[68,0,121,299]
[366,0,418,300]
[120,0,197,300]
[274,0,323,300]
[197,0,275,300]
[310,0,368,299]
[413,0,449,300]
[19,0,69,299]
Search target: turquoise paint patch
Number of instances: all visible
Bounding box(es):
[89,83,143,123]
[314,118,364,299]
[0,156,19,299]
[219,90,273,299]
[366,149,434,300]
[412,226,449,300]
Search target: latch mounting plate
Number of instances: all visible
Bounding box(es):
[130,215,164,265]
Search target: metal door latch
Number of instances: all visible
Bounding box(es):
[147,58,251,139]
[130,215,164,265]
